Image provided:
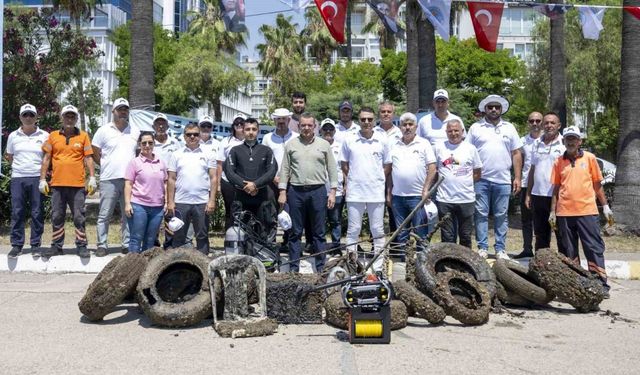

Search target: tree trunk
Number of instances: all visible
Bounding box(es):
[614,0,640,230]
[549,4,566,127]
[129,0,155,108]
[417,14,437,111]
[405,0,419,112]
[74,19,87,131]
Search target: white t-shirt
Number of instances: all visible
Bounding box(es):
[217,136,244,182]
[261,129,299,173]
[434,141,483,204]
[326,141,344,197]
[91,122,139,181]
[6,127,50,178]
[374,125,402,145]
[418,111,465,146]
[390,136,436,196]
[530,134,565,197]
[334,122,361,145]
[340,131,391,203]
[466,119,522,184]
[168,146,217,205]
[154,137,181,166]
[520,133,539,188]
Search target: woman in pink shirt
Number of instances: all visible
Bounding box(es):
[124,131,167,252]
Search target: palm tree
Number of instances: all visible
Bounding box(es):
[549,1,567,127]
[187,0,247,53]
[129,0,155,108]
[256,14,303,78]
[614,1,640,229]
[301,7,338,66]
[50,0,103,130]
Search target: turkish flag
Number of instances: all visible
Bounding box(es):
[467,1,504,52]
[314,0,348,43]
[624,6,640,20]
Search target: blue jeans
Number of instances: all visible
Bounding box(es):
[10,177,44,248]
[326,195,344,247]
[127,203,164,253]
[391,195,429,250]
[474,179,511,253]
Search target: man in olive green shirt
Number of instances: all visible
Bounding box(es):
[278,113,338,272]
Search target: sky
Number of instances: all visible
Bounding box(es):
[238,0,308,60]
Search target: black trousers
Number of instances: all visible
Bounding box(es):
[520,191,533,253]
[531,195,564,252]
[557,215,607,284]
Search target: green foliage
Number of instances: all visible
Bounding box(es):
[110,22,180,106]
[64,78,103,133]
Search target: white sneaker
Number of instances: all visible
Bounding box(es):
[478,249,489,259]
[497,251,510,260]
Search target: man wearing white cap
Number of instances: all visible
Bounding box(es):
[466,94,522,260]
[418,89,465,146]
[550,125,613,297]
[40,105,96,258]
[91,97,139,256]
[5,104,49,258]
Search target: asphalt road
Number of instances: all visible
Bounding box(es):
[0,272,639,375]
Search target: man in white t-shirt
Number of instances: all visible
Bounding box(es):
[466,95,523,260]
[434,120,482,248]
[387,112,436,255]
[166,123,218,254]
[340,107,391,272]
[524,112,566,255]
[514,111,542,259]
[320,118,345,250]
[418,89,465,146]
[91,98,139,256]
[5,104,50,258]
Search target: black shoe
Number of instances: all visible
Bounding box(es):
[8,246,21,259]
[95,247,108,257]
[44,246,58,258]
[77,246,90,258]
[513,251,534,259]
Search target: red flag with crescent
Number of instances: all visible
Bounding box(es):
[314,0,348,43]
[624,6,640,20]
[467,1,504,52]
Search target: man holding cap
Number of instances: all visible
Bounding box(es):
[320,118,345,250]
[92,97,139,256]
[334,100,360,144]
[5,104,49,258]
[550,126,613,297]
[40,105,96,258]
[466,94,522,260]
[418,89,465,146]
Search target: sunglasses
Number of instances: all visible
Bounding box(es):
[528,119,542,124]
[21,113,36,118]
[185,132,200,138]
[486,105,502,110]
[140,141,154,146]
[359,117,375,123]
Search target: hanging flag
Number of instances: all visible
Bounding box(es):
[578,7,605,40]
[530,3,572,20]
[220,0,247,32]
[366,0,404,36]
[624,6,640,20]
[417,0,451,41]
[467,2,504,52]
[314,0,348,43]
[279,0,312,13]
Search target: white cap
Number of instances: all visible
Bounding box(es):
[271,108,293,119]
[424,201,438,221]
[433,89,449,100]
[198,115,214,126]
[61,105,79,116]
[562,126,583,139]
[112,97,129,110]
[20,103,37,116]
[234,113,247,121]
[167,217,185,232]
[153,113,168,123]
[278,211,292,231]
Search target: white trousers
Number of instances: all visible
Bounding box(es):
[346,201,386,271]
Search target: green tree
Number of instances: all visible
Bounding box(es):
[157,34,253,120]
[110,23,180,109]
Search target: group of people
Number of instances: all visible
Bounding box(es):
[5,90,613,294]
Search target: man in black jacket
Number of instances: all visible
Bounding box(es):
[224,118,278,242]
